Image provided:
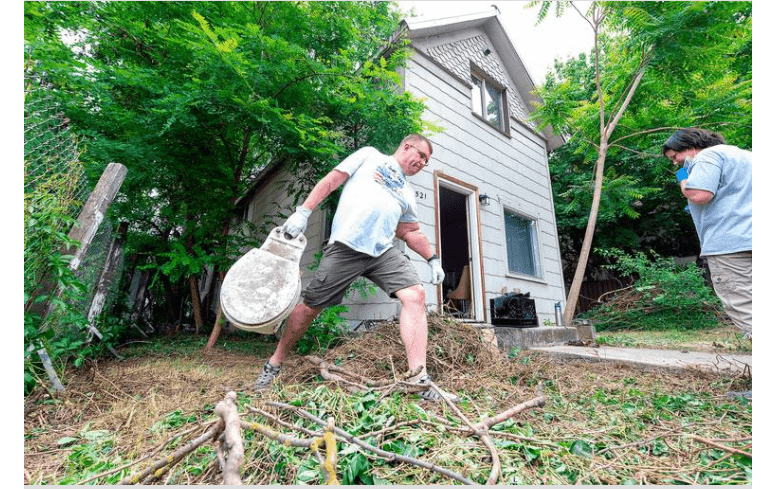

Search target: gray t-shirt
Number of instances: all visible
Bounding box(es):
[329,147,418,257]
[683,144,752,256]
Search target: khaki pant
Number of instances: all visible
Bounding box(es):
[705,251,752,339]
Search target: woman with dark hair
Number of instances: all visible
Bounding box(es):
[662,128,752,341]
[662,127,726,155]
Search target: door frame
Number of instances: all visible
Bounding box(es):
[433,171,486,321]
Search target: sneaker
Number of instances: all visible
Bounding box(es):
[416,374,459,403]
[254,361,281,391]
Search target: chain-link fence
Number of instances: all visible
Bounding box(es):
[24,69,122,337]
[23,72,87,206]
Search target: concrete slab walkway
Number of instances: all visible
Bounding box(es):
[530,345,752,375]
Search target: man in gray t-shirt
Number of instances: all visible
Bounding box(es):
[254,134,457,402]
[663,128,752,339]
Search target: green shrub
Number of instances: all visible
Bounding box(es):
[582,249,723,331]
[24,74,102,395]
[293,305,350,355]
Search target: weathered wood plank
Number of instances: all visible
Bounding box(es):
[68,162,128,270]
[33,163,128,390]
[85,221,129,359]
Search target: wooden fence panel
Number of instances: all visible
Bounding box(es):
[577,277,634,313]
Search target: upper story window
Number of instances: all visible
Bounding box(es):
[471,70,510,136]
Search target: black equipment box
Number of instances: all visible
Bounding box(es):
[490,293,538,328]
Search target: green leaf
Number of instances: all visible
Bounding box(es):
[82,429,111,441]
[57,436,78,446]
[296,468,319,484]
[570,440,594,458]
[523,445,541,462]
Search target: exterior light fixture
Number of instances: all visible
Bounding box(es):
[479,194,491,206]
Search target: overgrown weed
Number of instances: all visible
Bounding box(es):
[583,249,726,332]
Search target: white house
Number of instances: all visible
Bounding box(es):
[235,9,567,327]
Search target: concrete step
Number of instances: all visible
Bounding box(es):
[492,325,581,349]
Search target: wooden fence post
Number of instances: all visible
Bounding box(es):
[85,221,129,359]
[35,162,128,391]
[68,163,128,270]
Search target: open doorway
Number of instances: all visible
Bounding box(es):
[438,186,473,318]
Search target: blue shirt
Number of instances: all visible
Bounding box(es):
[329,147,418,257]
[683,145,752,256]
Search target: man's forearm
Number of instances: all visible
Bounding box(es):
[400,228,435,260]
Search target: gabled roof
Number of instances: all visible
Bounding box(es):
[399,9,564,151]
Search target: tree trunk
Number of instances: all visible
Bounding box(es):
[161,274,178,326]
[563,147,607,325]
[203,268,219,322]
[204,272,227,352]
[204,127,248,348]
[204,219,232,350]
[562,65,646,324]
[189,274,204,334]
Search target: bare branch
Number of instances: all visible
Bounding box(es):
[474,393,547,431]
[266,401,478,485]
[118,420,224,485]
[428,379,502,485]
[215,392,245,485]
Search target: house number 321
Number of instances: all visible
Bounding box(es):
[415,191,427,200]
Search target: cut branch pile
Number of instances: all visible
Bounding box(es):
[97,318,544,485]
[282,316,505,388]
[109,386,544,485]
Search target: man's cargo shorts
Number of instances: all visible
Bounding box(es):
[303,242,421,309]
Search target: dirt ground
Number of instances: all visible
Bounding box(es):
[23,319,752,485]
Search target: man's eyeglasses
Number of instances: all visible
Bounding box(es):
[406,143,430,165]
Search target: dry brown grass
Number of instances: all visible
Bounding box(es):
[23,317,752,485]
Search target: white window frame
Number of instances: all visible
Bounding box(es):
[502,207,543,280]
[470,66,510,136]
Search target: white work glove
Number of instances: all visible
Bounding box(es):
[429,257,445,285]
[283,205,312,238]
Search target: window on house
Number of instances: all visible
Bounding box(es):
[504,210,541,278]
[471,72,509,134]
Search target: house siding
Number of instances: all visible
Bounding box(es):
[403,42,565,324]
[424,33,534,129]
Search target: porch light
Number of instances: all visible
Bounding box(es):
[479,193,491,206]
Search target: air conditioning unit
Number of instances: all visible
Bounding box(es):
[490,292,538,328]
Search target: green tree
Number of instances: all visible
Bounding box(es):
[530,1,751,322]
[27,2,430,333]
